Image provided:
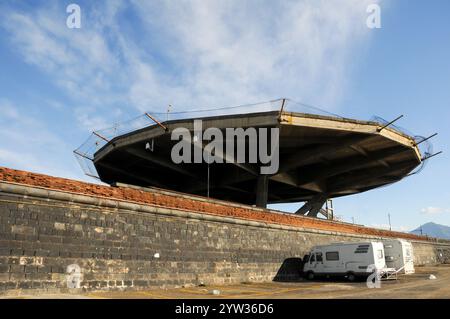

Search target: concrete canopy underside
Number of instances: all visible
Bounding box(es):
[93,111,422,206]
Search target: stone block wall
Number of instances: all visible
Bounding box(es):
[0,167,449,295]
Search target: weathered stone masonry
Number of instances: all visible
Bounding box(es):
[0,167,449,294]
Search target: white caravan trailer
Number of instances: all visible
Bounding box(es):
[303,241,392,281]
[383,239,415,274]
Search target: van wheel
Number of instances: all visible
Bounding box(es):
[346,272,356,282]
[306,271,315,280]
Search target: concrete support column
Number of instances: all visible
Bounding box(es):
[295,194,327,217]
[307,198,328,217]
[255,175,269,208]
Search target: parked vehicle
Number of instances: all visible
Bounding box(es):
[303,241,393,281]
[383,239,415,274]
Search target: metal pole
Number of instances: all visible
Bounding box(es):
[388,213,392,231]
[93,131,110,143]
[73,150,93,161]
[145,113,167,131]
[352,217,355,224]
[278,98,286,121]
[85,173,100,180]
[421,151,443,161]
[207,152,210,198]
[280,98,286,113]
[377,115,403,132]
[167,104,172,121]
[414,133,437,146]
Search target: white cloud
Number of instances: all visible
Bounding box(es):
[2,0,381,116]
[0,149,49,175]
[1,4,128,131]
[1,99,20,119]
[420,207,450,215]
[0,0,382,180]
[129,0,380,111]
[0,99,89,180]
[370,224,410,232]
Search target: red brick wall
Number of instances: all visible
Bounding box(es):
[0,167,427,241]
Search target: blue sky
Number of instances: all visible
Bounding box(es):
[0,0,449,232]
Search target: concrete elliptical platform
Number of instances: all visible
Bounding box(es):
[90,110,423,211]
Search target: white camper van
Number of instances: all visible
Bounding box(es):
[383,239,415,274]
[303,241,391,281]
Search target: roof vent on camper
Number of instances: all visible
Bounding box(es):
[355,245,370,254]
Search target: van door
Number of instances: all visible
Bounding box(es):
[324,251,342,273]
[373,244,387,270]
[314,252,324,273]
[304,252,316,273]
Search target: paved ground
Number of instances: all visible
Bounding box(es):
[3,265,450,299]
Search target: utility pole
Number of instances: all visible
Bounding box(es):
[352,217,355,224]
[167,104,172,121]
[207,163,210,198]
[388,213,392,231]
[207,152,210,198]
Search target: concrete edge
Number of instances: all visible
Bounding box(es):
[0,179,365,228]
[1,181,446,245]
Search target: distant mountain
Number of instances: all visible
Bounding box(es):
[410,222,450,239]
